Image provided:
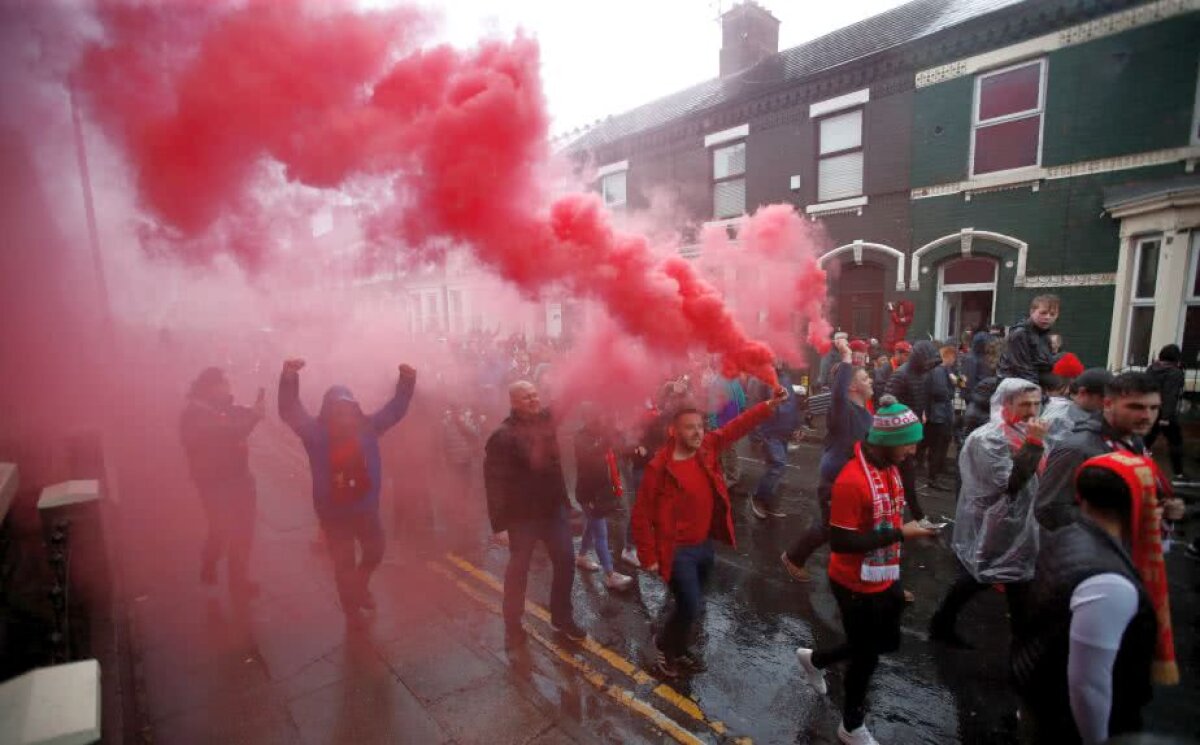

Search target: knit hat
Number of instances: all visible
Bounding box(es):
[1051,352,1085,379]
[867,395,924,447]
[850,339,869,353]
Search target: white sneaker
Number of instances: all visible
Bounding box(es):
[575,556,600,571]
[837,722,879,745]
[604,572,634,590]
[795,647,827,695]
[621,547,641,567]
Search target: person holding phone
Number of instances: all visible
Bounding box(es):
[180,367,265,600]
[795,396,936,745]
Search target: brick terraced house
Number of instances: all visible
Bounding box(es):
[565,0,1200,368]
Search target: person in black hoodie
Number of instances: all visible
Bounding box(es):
[180,367,264,598]
[1145,344,1187,482]
[885,339,938,520]
[997,294,1059,384]
[960,331,994,395]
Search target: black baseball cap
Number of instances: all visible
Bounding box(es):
[1070,368,1113,395]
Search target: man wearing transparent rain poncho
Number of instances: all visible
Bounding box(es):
[930,378,1048,649]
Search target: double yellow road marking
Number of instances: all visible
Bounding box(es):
[437,553,753,745]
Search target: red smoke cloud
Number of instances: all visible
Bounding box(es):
[74,0,826,386]
[703,204,833,361]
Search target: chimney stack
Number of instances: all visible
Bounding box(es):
[719,1,780,78]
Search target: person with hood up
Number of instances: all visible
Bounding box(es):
[930,378,1047,648]
[885,339,939,520]
[1145,344,1187,483]
[278,358,416,617]
[959,331,995,396]
[633,383,788,678]
[1012,452,1178,744]
[997,294,1060,384]
[180,367,265,598]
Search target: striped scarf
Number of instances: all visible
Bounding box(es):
[855,443,906,583]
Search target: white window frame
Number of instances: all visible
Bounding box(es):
[815,107,864,203]
[596,160,629,208]
[600,171,627,208]
[969,58,1047,179]
[1126,235,1161,366]
[934,258,998,341]
[711,140,747,220]
[1178,231,1200,348]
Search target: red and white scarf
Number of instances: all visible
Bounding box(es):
[854,442,906,583]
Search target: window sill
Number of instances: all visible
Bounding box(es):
[805,195,868,217]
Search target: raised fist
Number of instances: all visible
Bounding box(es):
[283,359,306,374]
[398,364,417,383]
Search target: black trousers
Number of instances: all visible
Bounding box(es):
[924,422,953,481]
[1145,420,1184,476]
[812,581,905,731]
[931,558,1031,636]
[897,458,926,520]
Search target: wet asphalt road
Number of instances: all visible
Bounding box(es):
[451,435,1200,745]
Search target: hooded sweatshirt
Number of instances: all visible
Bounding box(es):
[885,340,939,420]
[279,372,415,520]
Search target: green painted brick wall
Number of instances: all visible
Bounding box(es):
[1043,17,1200,166]
[912,15,1200,188]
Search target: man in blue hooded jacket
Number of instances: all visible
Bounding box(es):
[279,358,416,617]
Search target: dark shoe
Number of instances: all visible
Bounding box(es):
[504,624,528,648]
[930,620,975,650]
[552,619,587,642]
[200,560,217,585]
[781,552,813,582]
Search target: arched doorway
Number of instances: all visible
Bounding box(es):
[936,257,996,342]
[832,262,885,340]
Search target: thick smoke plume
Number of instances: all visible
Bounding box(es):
[72,0,833,386]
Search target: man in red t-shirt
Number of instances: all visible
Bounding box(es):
[633,383,789,678]
[795,395,937,745]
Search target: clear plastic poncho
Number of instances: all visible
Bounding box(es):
[1040,395,1074,452]
[951,378,1043,583]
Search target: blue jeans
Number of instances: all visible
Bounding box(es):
[580,513,614,573]
[503,508,575,628]
[753,435,788,508]
[659,541,715,659]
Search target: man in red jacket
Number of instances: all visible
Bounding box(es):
[632,382,789,677]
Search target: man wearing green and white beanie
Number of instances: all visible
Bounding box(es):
[795,395,939,745]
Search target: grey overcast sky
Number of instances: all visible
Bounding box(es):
[416,0,910,136]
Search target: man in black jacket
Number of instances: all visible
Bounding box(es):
[885,339,939,520]
[1036,372,1184,531]
[1146,344,1187,481]
[180,367,264,598]
[997,294,1059,384]
[484,381,585,646]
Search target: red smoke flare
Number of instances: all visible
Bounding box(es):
[74,0,816,386]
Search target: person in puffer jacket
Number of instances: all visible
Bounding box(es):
[279,358,416,618]
[885,339,939,520]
